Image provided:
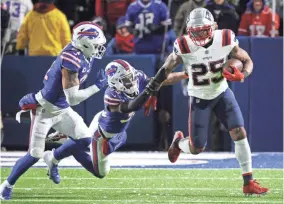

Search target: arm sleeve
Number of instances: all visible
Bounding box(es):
[16,12,30,50]
[64,84,100,106]
[119,89,150,113]
[60,14,72,48]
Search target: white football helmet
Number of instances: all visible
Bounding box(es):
[72,21,106,59]
[105,60,139,98]
[186,8,217,46]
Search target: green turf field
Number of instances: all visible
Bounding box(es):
[1,168,283,204]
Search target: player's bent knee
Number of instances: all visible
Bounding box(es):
[189,146,205,155]
[229,127,246,141]
[29,148,44,158]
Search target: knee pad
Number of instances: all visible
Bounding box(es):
[29,147,44,158]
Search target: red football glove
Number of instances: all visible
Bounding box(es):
[223,66,244,82]
[144,96,157,116]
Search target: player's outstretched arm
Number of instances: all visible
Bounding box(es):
[230,45,253,78]
[62,68,102,106]
[162,71,188,86]
[147,53,183,94]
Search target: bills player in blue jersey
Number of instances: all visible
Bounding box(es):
[0,22,107,200]
[43,59,187,179]
[125,0,172,54]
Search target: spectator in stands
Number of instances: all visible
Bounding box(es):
[169,0,187,21]
[1,3,10,54]
[106,16,134,55]
[238,0,280,36]
[205,0,239,34]
[16,0,71,56]
[266,0,283,36]
[2,0,33,55]
[95,0,135,36]
[174,0,205,36]
[125,0,172,54]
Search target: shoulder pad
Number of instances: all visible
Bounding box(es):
[60,50,82,72]
[221,29,238,47]
[104,88,121,106]
[173,36,191,55]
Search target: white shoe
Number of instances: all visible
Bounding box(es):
[43,150,60,184]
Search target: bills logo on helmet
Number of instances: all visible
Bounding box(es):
[106,65,118,76]
[78,28,99,40]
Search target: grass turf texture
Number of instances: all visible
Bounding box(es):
[1,168,283,204]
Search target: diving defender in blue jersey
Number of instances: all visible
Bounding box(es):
[0,22,107,200]
[43,59,187,179]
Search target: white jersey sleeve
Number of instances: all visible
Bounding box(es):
[172,36,192,56]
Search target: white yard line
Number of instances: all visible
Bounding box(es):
[4,200,283,203]
[1,177,282,180]
[14,187,283,191]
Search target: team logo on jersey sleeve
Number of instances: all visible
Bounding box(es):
[106,65,118,76]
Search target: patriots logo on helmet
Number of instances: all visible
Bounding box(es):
[106,65,118,76]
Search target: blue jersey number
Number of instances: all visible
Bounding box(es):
[135,12,154,38]
[6,1,21,18]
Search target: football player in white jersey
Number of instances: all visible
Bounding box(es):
[1,0,33,53]
[147,8,269,195]
[2,0,33,31]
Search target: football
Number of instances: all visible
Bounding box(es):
[223,58,243,73]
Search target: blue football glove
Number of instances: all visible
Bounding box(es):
[19,93,38,110]
[94,69,107,89]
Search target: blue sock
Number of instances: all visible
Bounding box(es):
[73,150,95,175]
[243,173,253,186]
[54,137,91,161]
[7,153,39,185]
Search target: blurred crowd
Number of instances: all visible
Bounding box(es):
[0,0,282,56]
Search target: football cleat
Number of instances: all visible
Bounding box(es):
[0,180,13,200]
[43,150,60,184]
[243,180,269,196]
[168,131,184,163]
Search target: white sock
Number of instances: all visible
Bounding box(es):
[178,137,191,153]
[234,138,252,174]
[51,151,59,165]
[4,180,13,188]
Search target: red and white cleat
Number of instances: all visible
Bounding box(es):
[243,180,269,196]
[168,131,184,163]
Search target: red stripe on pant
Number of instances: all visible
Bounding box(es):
[188,99,195,147]
[28,110,36,153]
[92,131,103,177]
